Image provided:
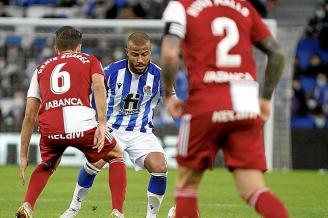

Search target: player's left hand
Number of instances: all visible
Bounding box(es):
[93,123,106,153]
[19,156,28,185]
[259,98,271,122]
[165,96,185,118]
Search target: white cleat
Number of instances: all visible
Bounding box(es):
[59,208,80,218]
[167,206,176,218]
[111,209,124,218]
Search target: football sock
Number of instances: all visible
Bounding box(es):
[69,162,100,211]
[175,188,199,218]
[108,157,126,213]
[23,163,54,209]
[146,172,167,218]
[248,187,289,218]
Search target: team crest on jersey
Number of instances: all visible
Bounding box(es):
[143,85,152,95]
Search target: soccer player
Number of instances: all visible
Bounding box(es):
[161,1,289,218]
[15,26,126,218]
[61,32,168,218]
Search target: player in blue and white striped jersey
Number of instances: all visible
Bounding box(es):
[105,58,162,133]
[61,32,171,218]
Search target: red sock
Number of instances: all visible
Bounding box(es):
[175,188,199,218]
[248,187,289,218]
[108,158,126,213]
[23,163,53,209]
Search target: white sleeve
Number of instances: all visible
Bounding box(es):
[27,69,41,99]
[162,1,187,39]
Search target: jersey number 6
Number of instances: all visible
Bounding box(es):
[50,63,71,94]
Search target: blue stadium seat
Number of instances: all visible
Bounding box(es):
[291,115,315,128]
[318,48,328,64]
[300,76,316,94]
[295,37,320,70]
[5,35,22,46]
[32,37,46,50]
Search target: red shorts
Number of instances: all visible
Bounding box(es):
[39,127,116,168]
[176,112,267,171]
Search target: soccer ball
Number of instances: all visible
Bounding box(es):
[167,206,176,218]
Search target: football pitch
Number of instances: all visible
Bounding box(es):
[0,166,327,218]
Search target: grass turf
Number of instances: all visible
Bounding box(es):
[0,165,327,218]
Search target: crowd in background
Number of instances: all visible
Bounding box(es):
[292,0,328,128]
[0,0,273,132]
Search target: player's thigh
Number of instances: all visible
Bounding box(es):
[223,118,267,171]
[126,132,164,170]
[233,169,265,199]
[39,135,66,169]
[176,113,219,171]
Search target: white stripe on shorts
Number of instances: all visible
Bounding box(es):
[105,128,114,143]
[178,114,191,157]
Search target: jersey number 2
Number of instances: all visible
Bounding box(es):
[211,17,241,67]
[50,63,71,94]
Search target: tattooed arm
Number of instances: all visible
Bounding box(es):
[161,34,182,97]
[256,36,285,100]
[161,34,184,117]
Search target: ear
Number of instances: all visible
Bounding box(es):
[76,44,82,52]
[53,45,59,54]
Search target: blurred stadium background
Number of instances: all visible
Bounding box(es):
[0,0,327,176]
[0,0,328,217]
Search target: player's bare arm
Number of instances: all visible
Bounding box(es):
[256,37,285,121]
[161,35,185,117]
[161,34,181,97]
[256,36,285,100]
[92,73,107,152]
[19,97,40,185]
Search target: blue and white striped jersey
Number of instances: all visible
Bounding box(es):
[104,59,162,133]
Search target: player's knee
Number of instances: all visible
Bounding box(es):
[41,160,59,172]
[105,144,124,161]
[177,169,202,189]
[150,162,167,173]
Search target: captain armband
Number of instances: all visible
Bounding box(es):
[164,22,185,39]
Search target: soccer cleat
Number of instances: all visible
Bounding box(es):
[110,209,124,218]
[59,208,80,218]
[167,206,176,218]
[15,202,33,218]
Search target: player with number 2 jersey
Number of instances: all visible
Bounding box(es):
[161,0,288,217]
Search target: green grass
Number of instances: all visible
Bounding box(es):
[0,166,327,218]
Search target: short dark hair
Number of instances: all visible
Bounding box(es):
[55,26,82,51]
[127,32,151,47]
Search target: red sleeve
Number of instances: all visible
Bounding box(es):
[249,3,272,43]
[90,55,104,76]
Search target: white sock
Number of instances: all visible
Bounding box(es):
[146,191,164,218]
[69,183,89,211]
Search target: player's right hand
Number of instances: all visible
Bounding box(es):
[19,156,28,185]
[166,96,185,118]
[93,123,106,153]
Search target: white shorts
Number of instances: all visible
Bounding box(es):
[112,129,165,171]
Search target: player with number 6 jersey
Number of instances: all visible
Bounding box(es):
[32,48,102,134]
[15,26,125,218]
